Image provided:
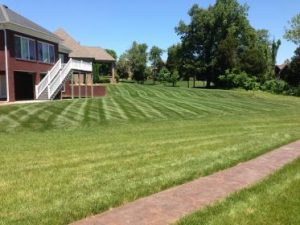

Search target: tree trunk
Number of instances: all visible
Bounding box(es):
[193,76,196,88]
[206,78,211,88]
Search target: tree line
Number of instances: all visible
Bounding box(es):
[111,0,300,94]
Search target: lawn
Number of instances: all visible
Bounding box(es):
[177,157,300,225]
[1,84,300,225]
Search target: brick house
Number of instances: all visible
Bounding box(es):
[0,5,109,102]
[54,28,116,98]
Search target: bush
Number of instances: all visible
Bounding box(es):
[92,63,103,83]
[98,76,111,83]
[158,67,180,86]
[158,67,171,83]
[119,79,136,83]
[115,74,120,83]
[219,70,259,90]
[261,79,289,94]
[281,85,300,96]
[170,70,180,87]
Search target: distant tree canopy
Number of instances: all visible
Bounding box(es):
[116,41,148,83]
[106,49,118,60]
[114,2,300,95]
[149,46,164,82]
[149,46,164,71]
[281,14,300,88]
[175,0,276,87]
[281,47,300,87]
[284,13,300,45]
[117,53,131,79]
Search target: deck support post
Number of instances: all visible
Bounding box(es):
[91,73,94,98]
[79,73,81,99]
[71,72,74,99]
[85,73,88,98]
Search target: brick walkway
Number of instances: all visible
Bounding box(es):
[70,140,300,225]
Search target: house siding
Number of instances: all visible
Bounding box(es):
[0,29,59,101]
[0,30,5,72]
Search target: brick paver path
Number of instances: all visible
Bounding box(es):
[70,140,300,225]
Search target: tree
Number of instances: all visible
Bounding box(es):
[284,13,300,45]
[176,0,253,87]
[271,39,281,73]
[282,47,300,86]
[239,47,268,79]
[92,63,100,83]
[254,29,277,79]
[126,41,148,83]
[166,44,184,78]
[149,46,164,84]
[238,29,273,81]
[116,53,131,79]
[158,67,171,83]
[158,67,179,86]
[106,49,118,60]
[144,67,152,81]
[215,28,238,76]
[98,63,111,76]
[170,70,180,87]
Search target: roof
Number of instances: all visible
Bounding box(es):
[0,5,60,43]
[276,63,289,70]
[54,28,115,62]
[58,43,72,53]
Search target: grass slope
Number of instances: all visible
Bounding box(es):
[1,84,300,132]
[177,158,300,225]
[1,84,300,225]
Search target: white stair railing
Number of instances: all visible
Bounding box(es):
[35,59,92,100]
[48,59,92,99]
[35,59,62,99]
[48,59,73,99]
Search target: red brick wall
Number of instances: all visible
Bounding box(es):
[1,29,59,101]
[63,80,106,98]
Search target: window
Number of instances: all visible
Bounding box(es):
[38,41,55,64]
[59,53,66,63]
[14,36,36,61]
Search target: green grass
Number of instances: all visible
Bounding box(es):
[1,84,300,225]
[177,158,300,225]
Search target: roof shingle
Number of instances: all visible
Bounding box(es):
[54,28,115,62]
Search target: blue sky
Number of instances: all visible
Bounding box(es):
[1,0,299,63]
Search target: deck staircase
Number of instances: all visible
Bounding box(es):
[35,59,92,100]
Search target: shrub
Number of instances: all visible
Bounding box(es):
[92,63,101,83]
[115,74,120,83]
[158,67,180,86]
[218,70,259,90]
[119,79,136,83]
[158,67,171,83]
[98,76,111,83]
[283,85,300,96]
[170,70,180,87]
[261,79,289,94]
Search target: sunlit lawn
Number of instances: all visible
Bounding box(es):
[1,84,300,224]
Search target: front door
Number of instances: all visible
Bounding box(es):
[0,75,7,99]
